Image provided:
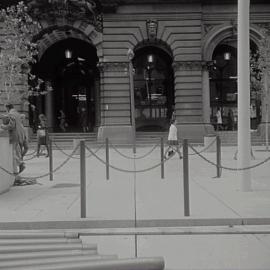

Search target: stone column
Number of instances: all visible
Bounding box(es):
[237,0,252,191]
[45,90,54,132]
[202,63,211,125]
[97,61,134,143]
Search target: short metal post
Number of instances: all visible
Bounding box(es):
[49,139,53,181]
[106,138,109,180]
[80,140,86,218]
[183,139,190,216]
[160,137,164,179]
[216,136,221,178]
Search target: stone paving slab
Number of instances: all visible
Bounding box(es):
[0,145,270,269]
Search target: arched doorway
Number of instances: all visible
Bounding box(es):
[32,37,99,132]
[209,37,261,131]
[133,45,174,131]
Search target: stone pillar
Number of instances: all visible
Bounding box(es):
[172,61,214,139]
[202,63,211,125]
[45,90,54,132]
[97,61,133,143]
[0,130,15,194]
[237,0,252,191]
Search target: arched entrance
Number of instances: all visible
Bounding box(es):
[32,37,99,132]
[133,45,174,131]
[209,37,261,131]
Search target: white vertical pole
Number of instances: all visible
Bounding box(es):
[127,49,136,154]
[264,70,269,151]
[238,0,252,191]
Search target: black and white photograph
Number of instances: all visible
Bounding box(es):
[0,0,270,269]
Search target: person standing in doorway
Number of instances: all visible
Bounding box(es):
[80,107,89,132]
[58,109,67,132]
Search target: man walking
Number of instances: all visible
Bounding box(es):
[1,103,27,174]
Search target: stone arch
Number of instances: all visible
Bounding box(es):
[202,22,263,61]
[131,39,174,131]
[134,39,173,59]
[36,21,103,61]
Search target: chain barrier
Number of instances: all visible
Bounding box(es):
[0,164,16,177]
[188,144,270,171]
[53,141,104,159]
[187,137,217,156]
[0,144,80,180]
[109,142,159,160]
[85,144,173,174]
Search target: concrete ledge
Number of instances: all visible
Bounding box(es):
[0,130,15,194]
[0,218,270,230]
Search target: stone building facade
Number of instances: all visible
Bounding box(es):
[1,0,270,142]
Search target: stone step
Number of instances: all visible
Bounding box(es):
[1,257,164,270]
[0,238,82,246]
[0,243,97,254]
[0,230,164,270]
[0,249,98,261]
[0,254,118,269]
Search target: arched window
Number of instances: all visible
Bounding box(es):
[133,46,174,131]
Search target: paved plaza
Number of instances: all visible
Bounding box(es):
[1,143,270,269]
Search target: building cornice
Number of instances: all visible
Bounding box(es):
[98,61,128,72]
[173,61,204,71]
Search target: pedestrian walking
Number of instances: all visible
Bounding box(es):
[36,114,49,157]
[0,103,27,174]
[216,107,223,131]
[20,114,29,158]
[165,119,182,159]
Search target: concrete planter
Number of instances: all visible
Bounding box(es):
[0,130,15,194]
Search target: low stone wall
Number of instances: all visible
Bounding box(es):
[0,130,15,194]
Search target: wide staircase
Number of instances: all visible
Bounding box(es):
[28,130,265,150]
[216,130,264,146]
[0,230,164,270]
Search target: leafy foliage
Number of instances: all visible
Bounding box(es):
[251,29,270,99]
[0,1,42,105]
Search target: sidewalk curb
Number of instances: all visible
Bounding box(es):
[0,218,270,230]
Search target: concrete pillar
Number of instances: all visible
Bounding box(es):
[0,130,15,193]
[202,65,211,125]
[237,0,252,191]
[45,90,54,132]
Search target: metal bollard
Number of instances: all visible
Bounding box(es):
[183,139,190,216]
[49,139,53,181]
[216,135,221,178]
[160,137,164,179]
[80,140,86,218]
[106,138,109,180]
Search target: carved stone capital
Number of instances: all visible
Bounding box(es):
[172,61,204,71]
[255,23,270,33]
[98,62,128,73]
[201,61,215,71]
[28,0,103,32]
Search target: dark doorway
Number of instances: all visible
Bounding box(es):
[35,37,99,132]
[133,45,174,131]
[209,38,261,131]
